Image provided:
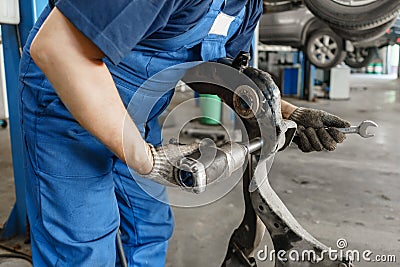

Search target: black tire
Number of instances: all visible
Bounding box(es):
[345,47,375,68]
[263,1,294,13]
[263,0,304,13]
[304,0,400,30]
[331,16,397,42]
[305,29,346,69]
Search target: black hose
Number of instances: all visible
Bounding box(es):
[0,253,32,263]
[116,230,128,267]
[0,244,32,263]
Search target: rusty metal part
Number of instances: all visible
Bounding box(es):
[233,85,261,119]
[182,55,354,267]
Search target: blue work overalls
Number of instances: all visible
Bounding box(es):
[18,0,247,266]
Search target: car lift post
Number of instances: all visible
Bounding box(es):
[294,50,315,101]
[303,55,316,101]
[0,0,47,239]
[398,45,400,79]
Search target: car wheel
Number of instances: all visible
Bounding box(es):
[331,16,397,42]
[304,0,400,30]
[345,47,375,68]
[306,30,346,69]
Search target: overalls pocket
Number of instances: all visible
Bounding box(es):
[20,66,118,245]
[34,81,114,178]
[38,169,119,244]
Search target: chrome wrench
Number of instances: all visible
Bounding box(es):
[338,120,378,138]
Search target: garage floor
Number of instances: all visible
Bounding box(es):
[0,74,399,266]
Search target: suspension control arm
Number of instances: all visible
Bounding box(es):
[181,54,354,267]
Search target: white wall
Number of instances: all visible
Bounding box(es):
[0,29,9,119]
[387,44,399,75]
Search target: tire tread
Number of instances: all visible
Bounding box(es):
[305,0,400,30]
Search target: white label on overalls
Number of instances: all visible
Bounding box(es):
[209,13,235,36]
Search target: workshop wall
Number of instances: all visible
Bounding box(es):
[0,33,8,119]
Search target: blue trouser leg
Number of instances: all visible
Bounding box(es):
[19,38,120,265]
[19,6,174,266]
[113,160,174,267]
[113,79,175,267]
[20,57,175,266]
[20,7,119,266]
[20,63,175,266]
[20,60,120,266]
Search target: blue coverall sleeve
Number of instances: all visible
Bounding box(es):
[55,0,174,65]
[225,0,263,58]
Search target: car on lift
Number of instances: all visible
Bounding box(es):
[345,16,400,68]
[259,2,400,69]
[302,0,400,42]
[259,5,349,69]
[264,0,400,38]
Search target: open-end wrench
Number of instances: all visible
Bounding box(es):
[338,120,378,138]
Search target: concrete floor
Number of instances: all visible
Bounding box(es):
[0,74,399,266]
[0,125,14,226]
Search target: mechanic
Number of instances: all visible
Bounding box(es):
[19,0,350,266]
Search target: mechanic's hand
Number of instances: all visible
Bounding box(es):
[141,140,200,186]
[289,107,350,152]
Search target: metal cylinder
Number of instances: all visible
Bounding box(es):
[174,139,264,193]
[245,138,263,153]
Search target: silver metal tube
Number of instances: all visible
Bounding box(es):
[245,138,263,153]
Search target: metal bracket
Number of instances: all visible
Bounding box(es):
[183,55,354,267]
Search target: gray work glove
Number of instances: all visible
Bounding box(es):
[289,107,350,152]
[141,141,200,186]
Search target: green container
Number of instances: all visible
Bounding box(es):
[374,62,383,74]
[366,63,375,74]
[199,94,222,125]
